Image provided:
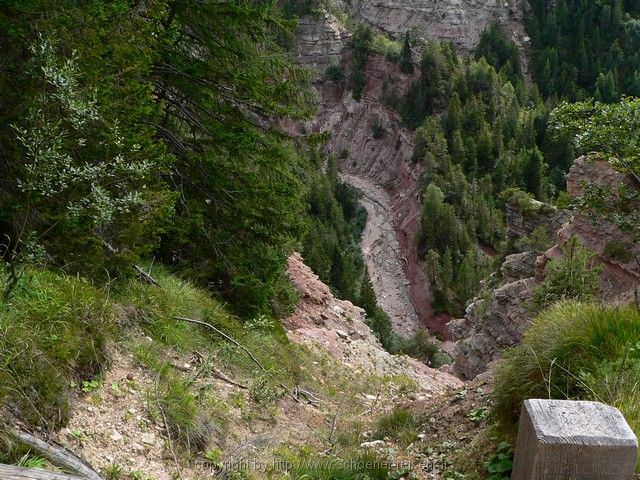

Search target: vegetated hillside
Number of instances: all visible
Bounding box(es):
[292,3,640,478]
[0,258,459,479]
[0,1,464,479]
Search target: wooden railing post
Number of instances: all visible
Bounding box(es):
[511,399,638,480]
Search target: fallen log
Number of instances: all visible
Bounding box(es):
[0,464,86,480]
[7,428,102,480]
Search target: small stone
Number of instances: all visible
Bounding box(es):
[360,440,385,448]
[126,373,135,381]
[335,329,349,340]
[131,442,145,452]
[141,433,156,445]
[110,429,124,442]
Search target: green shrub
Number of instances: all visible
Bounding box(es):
[531,237,602,311]
[493,302,640,439]
[484,442,513,480]
[513,226,552,253]
[326,63,345,83]
[603,239,633,264]
[398,329,439,365]
[501,188,535,216]
[0,268,113,429]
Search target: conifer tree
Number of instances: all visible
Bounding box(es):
[399,32,414,74]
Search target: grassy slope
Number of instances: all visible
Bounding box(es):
[0,265,423,479]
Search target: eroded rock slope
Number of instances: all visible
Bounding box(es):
[451,156,640,379]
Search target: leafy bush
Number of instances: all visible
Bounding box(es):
[484,442,513,480]
[493,302,640,440]
[398,329,439,365]
[326,63,345,83]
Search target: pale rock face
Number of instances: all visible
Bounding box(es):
[349,0,526,54]
[450,277,536,380]
[294,12,351,72]
[501,251,538,283]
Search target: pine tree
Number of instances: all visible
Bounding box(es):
[519,147,546,200]
[358,269,378,317]
[399,32,414,74]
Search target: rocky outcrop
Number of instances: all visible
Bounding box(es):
[452,155,640,379]
[349,0,528,56]
[542,156,640,303]
[450,277,535,379]
[294,11,351,72]
[501,251,538,283]
[284,253,462,393]
[505,199,569,246]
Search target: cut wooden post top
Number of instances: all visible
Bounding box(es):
[523,399,638,447]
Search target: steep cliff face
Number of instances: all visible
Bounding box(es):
[451,156,640,379]
[448,200,563,379]
[284,253,462,391]
[294,12,351,71]
[349,0,527,55]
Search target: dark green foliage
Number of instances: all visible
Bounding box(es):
[397,329,438,365]
[326,63,345,83]
[153,1,313,315]
[302,157,367,304]
[281,0,322,17]
[475,23,521,85]
[350,25,373,101]
[399,32,414,74]
[0,1,316,316]
[0,1,174,280]
[527,0,640,99]
[366,307,395,351]
[604,240,633,263]
[399,35,577,314]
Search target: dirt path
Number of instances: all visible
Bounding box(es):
[341,173,418,337]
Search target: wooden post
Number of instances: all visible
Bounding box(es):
[0,464,87,479]
[511,399,638,480]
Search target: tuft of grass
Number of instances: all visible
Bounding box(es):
[278,449,393,480]
[134,344,214,452]
[0,268,112,429]
[103,463,124,480]
[16,451,46,469]
[493,301,640,456]
[374,406,418,445]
